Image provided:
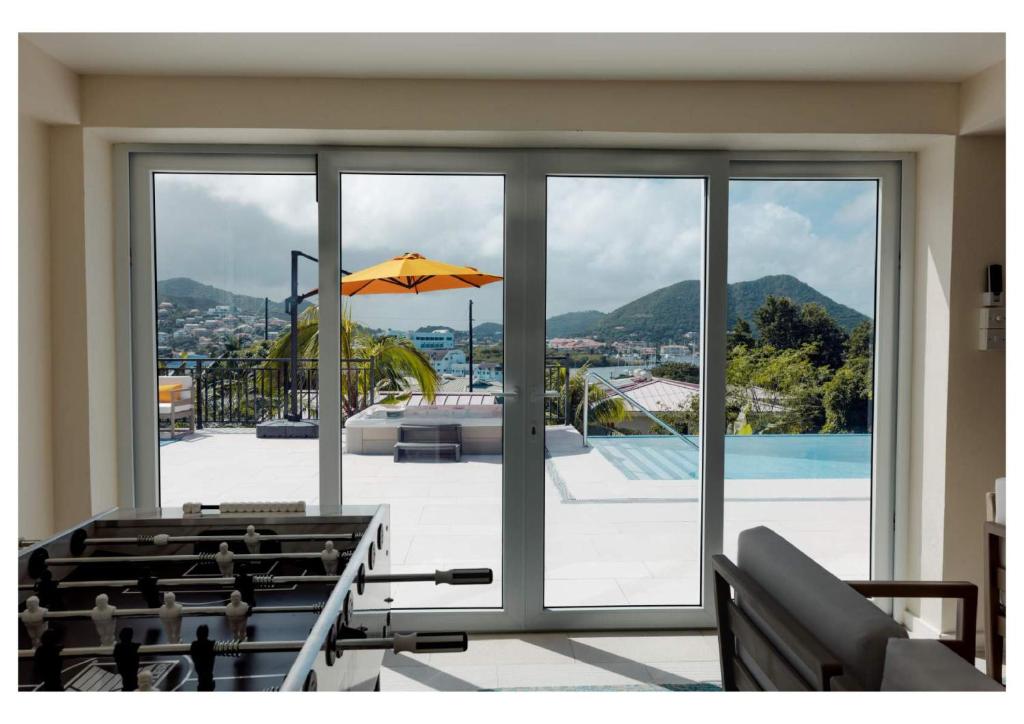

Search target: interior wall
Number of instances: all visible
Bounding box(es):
[904,137,957,630]
[18,38,79,538]
[942,136,1006,624]
[80,76,961,136]
[48,127,95,530]
[18,114,55,539]
[83,133,119,516]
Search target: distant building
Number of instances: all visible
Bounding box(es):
[425,348,467,375]
[473,362,503,383]
[548,337,603,351]
[412,329,455,350]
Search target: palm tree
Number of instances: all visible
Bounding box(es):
[262,304,439,418]
[554,364,629,434]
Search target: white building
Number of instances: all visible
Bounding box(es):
[412,329,455,350]
[425,348,467,375]
[473,362,503,383]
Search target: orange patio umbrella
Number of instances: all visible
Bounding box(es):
[340,252,502,296]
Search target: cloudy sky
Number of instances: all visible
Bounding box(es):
[154,172,877,331]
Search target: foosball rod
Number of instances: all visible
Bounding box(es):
[44,551,353,566]
[29,603,328,620]
[19,568,493,591]
[79,532,360,547]
[18,632,469,659]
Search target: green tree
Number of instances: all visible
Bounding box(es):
[726,344,827,433]
[846,320,873,358]
[650,361,700,384]
[727,317,755,351]
[822,356,872,432]
[754,295,805,350]
[800,302,849,369]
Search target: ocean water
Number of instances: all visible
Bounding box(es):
[587,433,871,480]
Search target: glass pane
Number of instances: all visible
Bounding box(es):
[340,173,504,608]
[725,179,877,578]
[153,173,319,507]
[544,176,706,607]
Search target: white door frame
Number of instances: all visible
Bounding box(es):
[119,150,319,510]
[520,149,728,630]
[319,148,530,631]
[728,161,904,591]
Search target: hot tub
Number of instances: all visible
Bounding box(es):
[345,404,504,455]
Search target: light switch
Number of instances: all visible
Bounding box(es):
[980,307,1006,329]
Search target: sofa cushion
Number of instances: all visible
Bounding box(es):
[881,639,1004,691]
[737,526,907,690]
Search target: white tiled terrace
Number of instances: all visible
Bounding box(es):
[159,426,870,608]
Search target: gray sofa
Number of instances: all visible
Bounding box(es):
[712,526,1003,691]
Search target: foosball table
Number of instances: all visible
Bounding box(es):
[17,503,492,692]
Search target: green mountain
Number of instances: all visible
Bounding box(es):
[546,310,608,338]
[590,274,868,344]
[156,277,309,317]
[473,322,503,339]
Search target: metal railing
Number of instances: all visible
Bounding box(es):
[543,356,572,427]
[157,357,375,428]
[582,370,700,450]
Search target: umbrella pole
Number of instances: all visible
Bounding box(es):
[468,299,473,392]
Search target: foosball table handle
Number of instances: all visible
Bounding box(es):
[390,632,469,654]
[434,568,494,586]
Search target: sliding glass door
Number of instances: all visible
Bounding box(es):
[320,149,527,629]
[522,151,727,630]
[127,148,901,630]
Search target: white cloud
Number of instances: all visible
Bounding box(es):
[834,187,878,227]
[159,173,318,233]
[728,200,875,315]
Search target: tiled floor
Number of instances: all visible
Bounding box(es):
[159,427,870,608]
[380,631,722,691]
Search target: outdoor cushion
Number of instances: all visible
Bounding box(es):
[737,526,907,690]
[158,402,192,415]
[158,383,183,402]
[881,639,1004,691]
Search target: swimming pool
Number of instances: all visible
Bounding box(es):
[588,434,871,480]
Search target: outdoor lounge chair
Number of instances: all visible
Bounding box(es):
[393,423,462,462]
[157,374,195,440]
[712,526,1003,691]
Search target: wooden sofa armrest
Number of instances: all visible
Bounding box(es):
[713,555,845,690]
[845,580,978,662]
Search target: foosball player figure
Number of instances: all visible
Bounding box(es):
[34,569,64,610]
[91,593,117,646]
[225,590,249,640]
[20,595,48,648]
[159,591,184,643]
[113,627,141,691]
[189,625,216,692]
[215,542,235,576]
[137,571,162,608]
[33,628,64,691]
[321,540,340,575]
[243,525,261,553]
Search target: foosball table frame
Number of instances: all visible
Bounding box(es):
[18,504,487,692]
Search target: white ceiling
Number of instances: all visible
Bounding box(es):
[25,33,1004,82]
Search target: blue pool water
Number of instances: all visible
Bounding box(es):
[588,434,871,480]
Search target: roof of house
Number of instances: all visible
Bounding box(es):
[611,376,700,413]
